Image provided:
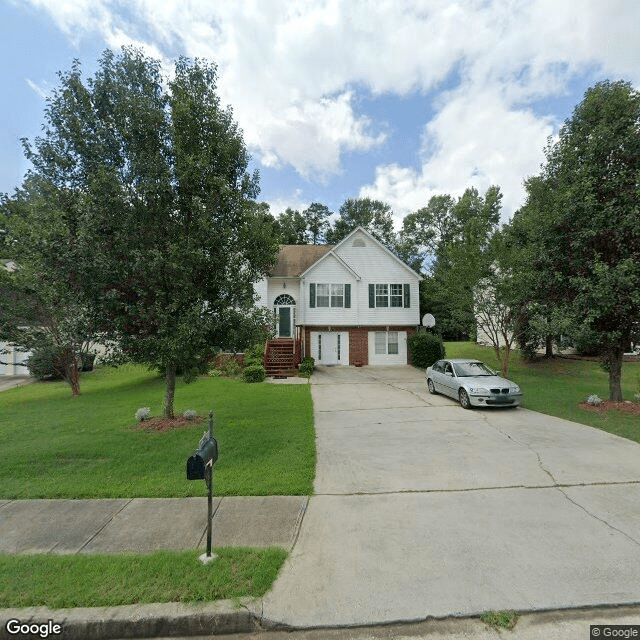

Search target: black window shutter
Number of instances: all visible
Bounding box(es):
[344,284,351,308]
[369,284,375,308]
[310,283,316,308]
[404,283,410,308]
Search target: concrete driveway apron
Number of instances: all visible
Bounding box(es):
[256,366,640,628]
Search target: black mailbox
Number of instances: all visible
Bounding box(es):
[186,434,218,480]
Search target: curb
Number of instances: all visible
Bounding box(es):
[0,600,261,640]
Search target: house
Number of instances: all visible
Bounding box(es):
[0,259,30,377]
[255,227,422,374]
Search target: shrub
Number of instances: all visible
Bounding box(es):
[135,407,151,421]
[183,409,197,421]
[26,344,69,380]
[407,332,446,369]
[242,364,266,383]
[216,358,242,377]
[299,356,314,377]
[587,394,603,406]
[244,342,265,367]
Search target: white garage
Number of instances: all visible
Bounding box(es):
[310,331,349,365]
[367,331,407,365]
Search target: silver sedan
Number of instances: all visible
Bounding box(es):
[425,359,522,409]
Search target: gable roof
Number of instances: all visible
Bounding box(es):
[270,244,334,278]
[300,226,422,280]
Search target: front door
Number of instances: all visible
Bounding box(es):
[277,307,291,338]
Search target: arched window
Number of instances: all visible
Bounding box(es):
[274,294,295,305]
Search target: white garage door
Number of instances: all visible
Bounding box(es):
[310,332,349,365]
[368,331,407,365]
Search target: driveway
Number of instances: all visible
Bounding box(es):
[257,366,640,628]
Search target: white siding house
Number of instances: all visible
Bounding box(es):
[257,227,422,368]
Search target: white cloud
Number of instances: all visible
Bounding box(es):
[361,88,554,224]
[19,0,640,217]
[25,78,49,99]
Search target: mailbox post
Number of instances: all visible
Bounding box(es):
[186,410,219,563]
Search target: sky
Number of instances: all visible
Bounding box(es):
[1,0,639,229]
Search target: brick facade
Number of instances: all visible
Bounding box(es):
[303,325,416,366]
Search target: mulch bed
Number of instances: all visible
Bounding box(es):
[132,416,206,432]
[578,400,640,416]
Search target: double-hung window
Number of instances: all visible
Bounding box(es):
[369,283,411,308]
[375,331,399,355]
[310,283,351,308]
[316,284,330,307]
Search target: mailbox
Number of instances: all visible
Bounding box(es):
[186,433,218,480]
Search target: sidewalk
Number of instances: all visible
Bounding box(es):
[0,496,308,554]
[0,496,307,639]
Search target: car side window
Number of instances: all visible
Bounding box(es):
[433,361,442,373]
[444,363,453,375]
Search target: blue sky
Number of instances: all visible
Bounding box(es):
[2,0,639,228]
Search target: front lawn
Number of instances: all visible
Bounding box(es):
[0,365,315,498]
[0,548,287,608]
[445,342,640,443]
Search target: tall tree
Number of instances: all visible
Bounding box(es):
[276,207,308,244]
[302,202,332,244]
[422,187,502,339]
[15,47,279,416]
[521,80,640,400]
[326,197,396,247]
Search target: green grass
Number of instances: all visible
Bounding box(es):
[0,548,287,608]
[0,365,315,498]
[480,610,519,630]
[445,342,640,443]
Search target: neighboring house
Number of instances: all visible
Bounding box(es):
[0,259,31,377]
[255,227,422,373]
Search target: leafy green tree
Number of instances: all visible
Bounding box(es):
[302,202,332,244]
[15,47,279,416]
[276,207,308,244]
[421,187,502,339]
[0,177,102,396]
[326,197,396,247]
[396,195,455,273]
[517,81,640,400]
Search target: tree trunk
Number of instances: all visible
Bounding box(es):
[62,348,81,397]
[501,344,511,378]
[164,364,176,418]
[608,348,624,402]
[545,334,554,358]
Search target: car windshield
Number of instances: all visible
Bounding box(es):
[453,361,495,377]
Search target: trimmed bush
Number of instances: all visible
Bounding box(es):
[407,332,446,369]
[242,364,267,383]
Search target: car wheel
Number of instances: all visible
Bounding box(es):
[427,378,437,394]
[459,389,472,409]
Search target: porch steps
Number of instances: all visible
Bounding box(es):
[264,339,301,377]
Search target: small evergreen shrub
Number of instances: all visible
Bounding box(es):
[135,407,151,421]
[242,364,266,383]
[299,356,314,377]
[407,332,446,369]
[183,409,197,421]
